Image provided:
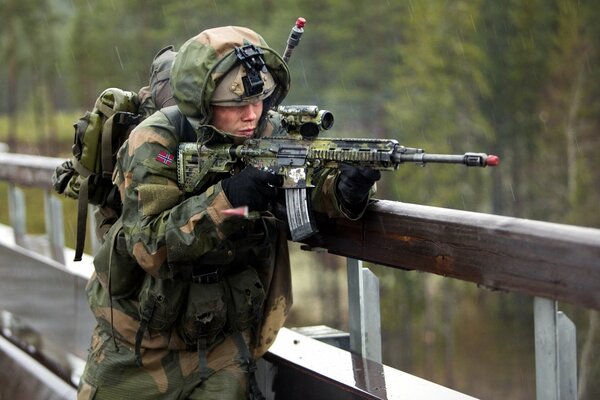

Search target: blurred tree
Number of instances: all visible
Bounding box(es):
[298,0,403,135]
[0,0,22,150]
[480,0,558,218]
[29,0,63,154]
[384,0,492,210]
[69,0,119,106]
[0,0,45,150]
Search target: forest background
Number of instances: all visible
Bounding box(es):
[0,0,599,399]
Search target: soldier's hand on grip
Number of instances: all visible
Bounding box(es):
[337,164,381,206]
[221,166,283,212]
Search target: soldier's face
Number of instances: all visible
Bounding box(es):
[212,101,263,144]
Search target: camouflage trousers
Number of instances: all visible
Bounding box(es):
[77,325,253,400]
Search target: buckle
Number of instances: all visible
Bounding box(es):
[191,268,220,284]
[115,111,142,126]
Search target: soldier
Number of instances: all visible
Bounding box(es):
[78,26,380,400]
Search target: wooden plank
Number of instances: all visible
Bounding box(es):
[301,200,600,310]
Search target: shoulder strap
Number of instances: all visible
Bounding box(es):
[101,112,143,178]
[74,177,90,261]
[161,105,197,142]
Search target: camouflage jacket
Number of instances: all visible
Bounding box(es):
[87,108,371,359]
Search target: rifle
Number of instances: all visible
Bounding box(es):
[177,105,499,241]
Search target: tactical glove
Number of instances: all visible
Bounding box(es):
[337,164,381,207]
[221,166,283,212]
[51,160,75,194]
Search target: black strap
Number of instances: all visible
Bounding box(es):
[197,334,211,383]
[232,332,265,400]
[74,177,90,261]
[102,112,142,178]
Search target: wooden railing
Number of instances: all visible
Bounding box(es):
[302,199,600,311]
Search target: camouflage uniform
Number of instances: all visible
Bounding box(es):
[78,27,372,400]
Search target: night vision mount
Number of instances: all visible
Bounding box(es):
[234,44,268,97]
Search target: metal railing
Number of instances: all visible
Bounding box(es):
[1,150,599,399]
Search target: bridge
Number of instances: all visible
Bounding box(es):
[0,151,599,399]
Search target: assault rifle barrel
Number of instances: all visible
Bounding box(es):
[393,149,499,167]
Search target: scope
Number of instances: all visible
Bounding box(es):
[276,105,334,138]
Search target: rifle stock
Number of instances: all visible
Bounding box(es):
[176,106,499,241]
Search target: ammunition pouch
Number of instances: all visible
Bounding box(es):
[138,275,186,332]
[225,267,266,333]
[180,279,227,346]
[133,217,276,364]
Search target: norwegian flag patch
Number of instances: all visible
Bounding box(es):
[156,151,174,166]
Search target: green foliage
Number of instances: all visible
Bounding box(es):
[383,0,494,209]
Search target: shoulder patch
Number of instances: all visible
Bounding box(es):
[156,151,174,166]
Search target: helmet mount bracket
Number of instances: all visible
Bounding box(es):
[234,45,267,97]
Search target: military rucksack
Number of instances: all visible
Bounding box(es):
[52,45,177,261]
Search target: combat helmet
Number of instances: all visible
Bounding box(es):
[170,26,290,138]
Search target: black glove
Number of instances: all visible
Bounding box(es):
[337,164,381,206]
[51,160,75,194]
[221,166,283,212]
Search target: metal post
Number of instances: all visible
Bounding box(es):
[347,258,382,363]
[534,297,578,400]
[7,183,26,247]
[44,191,65,264]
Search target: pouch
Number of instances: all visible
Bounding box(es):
[138,275,186,332]
[93,219,143,299]
[180,281,227,346]
[225,267,266,332]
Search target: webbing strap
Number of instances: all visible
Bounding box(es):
[155,69,171,83]
[72,157,93,179]
[74,177,90,261]
[232,332,265,400]
[96,102,117,119]
[101,116,116,177]
[197,335,211,383]
[101,112,142,178]
[107,219,124,352]
[134,297,157,368]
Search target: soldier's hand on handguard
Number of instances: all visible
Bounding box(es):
[337,164,381,207]
[221,166,283,212]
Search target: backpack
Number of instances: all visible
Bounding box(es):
[52,45,177,261]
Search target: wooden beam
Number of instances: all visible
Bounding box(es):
[301,200,600,310]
